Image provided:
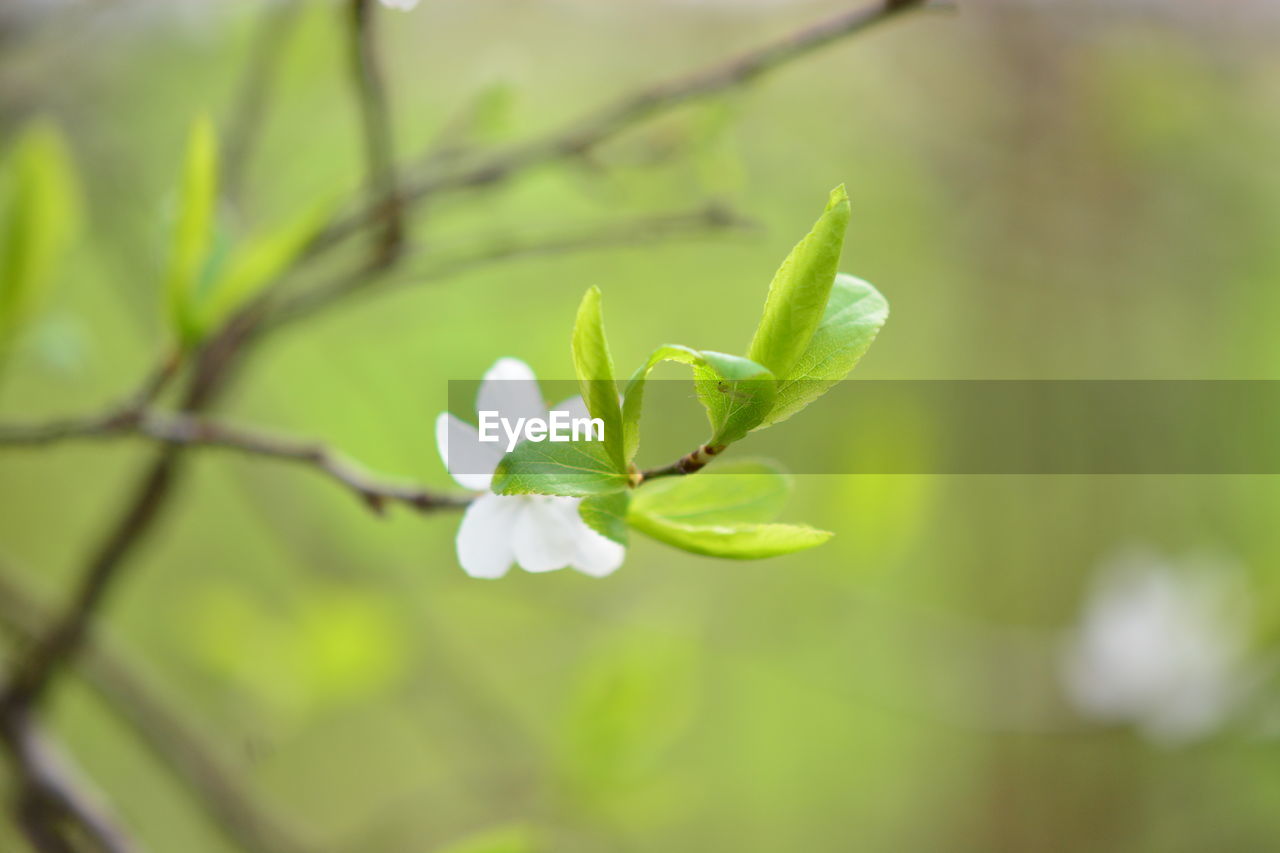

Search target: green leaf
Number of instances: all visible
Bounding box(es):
[621,345,775,462]
[630,459,790,526]
[579,491,631,546]
[745,184,850,378]
[628,459,828,558]
[491,438,629,498]
[571,286,625,471]
[0,122,80,355]
[759,273,888,428]
[194,199,331,332]
[629,513,831,559]
[166,116,219,345]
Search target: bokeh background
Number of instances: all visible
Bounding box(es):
[4,0,1280,850]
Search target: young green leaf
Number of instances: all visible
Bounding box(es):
[758,273,888,427]
[571,286,625,471]
[630,459,790,525]
[579,491,631,546]
[621,345,775,462]
[745,184,850,378]
[491,438,629,498]
[0,122,80,356]
[629,513,831,559]
[628,458,828,558]
[166,116,219,345]
[194,199,332,332]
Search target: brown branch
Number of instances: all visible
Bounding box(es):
[0,329,252,840]
[134,412,472,515]
[268,203,756,329]
[637,442,727,483]
[0,705,137,853]
[347,0,405,264]
[310,0,929,255]
[0,567,315,853]
[0,350,180,447]
[0,408,471,516]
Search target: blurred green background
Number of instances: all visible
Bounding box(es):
[4,0,1280,850]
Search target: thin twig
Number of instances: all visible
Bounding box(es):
[0,567,315,853]
[347,0,405,264]
[269,203,756,328]
[135,412,472,515]
[637,442,728,483]
[0,349,180,446]
[0,408,471,516]
[310,0,928,256]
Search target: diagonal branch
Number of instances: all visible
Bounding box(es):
[0,705,136,853]
[0,406,467,719]
[268,203,756,328]
[310,0,929,256]
[0,566,314,853]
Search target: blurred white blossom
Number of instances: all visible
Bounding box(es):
[1060,548,1254,744]
[379,0,420,10]
[436,358,625,580]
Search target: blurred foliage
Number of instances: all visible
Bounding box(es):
[2,1,1280,851]
[0,120,80,367]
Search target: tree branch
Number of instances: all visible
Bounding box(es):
[0,567,315,853]
[310,0,929,255]
[134,412,472,515]
[0,409,471,516]
[0,350,180,447]
[268,203,756,328]
[0,705,136,853]
[637,442,727,483]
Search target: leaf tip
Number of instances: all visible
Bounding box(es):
[827,183,849,211]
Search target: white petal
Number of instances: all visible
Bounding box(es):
[512,497,579,573]
[455,494,520,579]
[436,413,502,491]
[521,497,625,578]
[571,526,626,578]
[379,0,419,9]
[478,358,545,428]
[546,495,626,577]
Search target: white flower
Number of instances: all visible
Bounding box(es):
[436,357,625,580]
[1060,548,1253,744]
[378,0,420,10]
